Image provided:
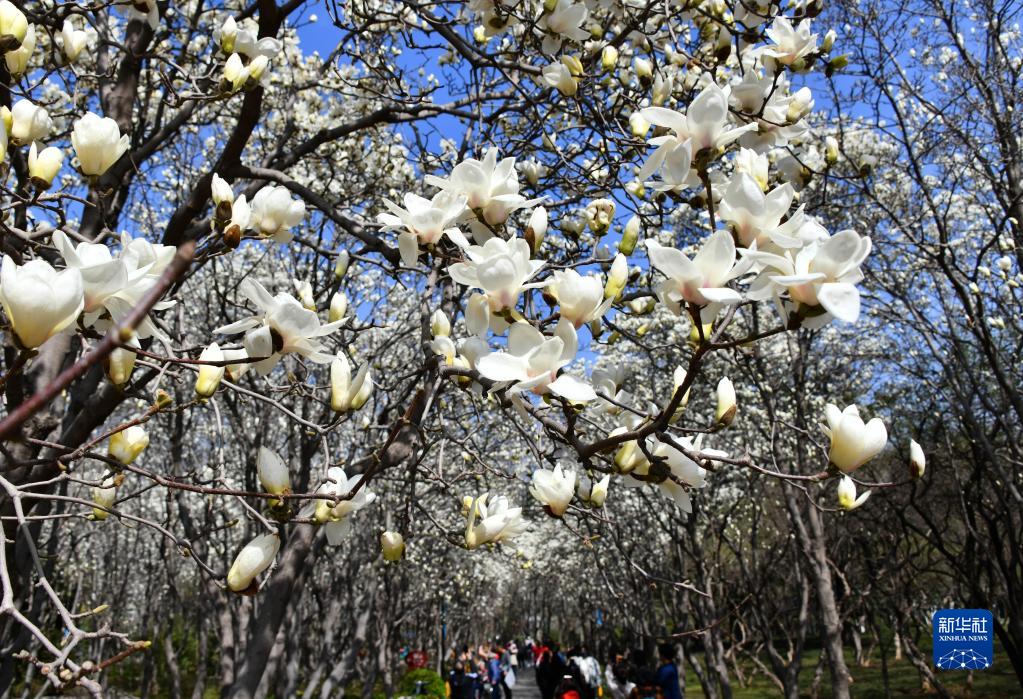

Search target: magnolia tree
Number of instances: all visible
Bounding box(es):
[0,0,931,696]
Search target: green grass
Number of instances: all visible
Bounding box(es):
[681,646,1019,698]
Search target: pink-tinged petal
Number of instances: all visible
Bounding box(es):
[816,282,861,322]
[548,374,597,402]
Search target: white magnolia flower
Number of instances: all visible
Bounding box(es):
[211,173,234,207]
[549,268,614,327]
[448,237,546,311]
[464,493,527,548]
[718,174,796,248]
[646,232,742,317]
[537,0,589,54]
[377,191,470,266]
[0,256,83,349]
[108,426,149,465]
[214,278,344,374]
[60,18,88,63]
[257,447,291,496]
[529,463,576,516]
[313,467,376,545]
[743,230,871,324]
[638,83,758,189]
[10,99,51,145]
[0,1,28,51]
[195,343,225,397]
[837,476,870,511]
[72,112,130,177]
[592,365,630,414]
[622,435,714,513]
[52,231,175,340]
[249,185,305,243]
[27,142,63,189]
[909,439,926,478]
[4,23,33,76]
[381,531,405,561]
[476,321,596,401]
[822,403,887,473]
[425,148,537,227]
[214,16,282,59]
[543,60,579,96]
[761,17,818,66]
[226,534,280,592]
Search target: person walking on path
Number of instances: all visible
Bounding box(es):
[488,647,505,699]
[655,644,681,699]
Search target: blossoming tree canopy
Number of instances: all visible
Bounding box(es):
[0,0,924,694]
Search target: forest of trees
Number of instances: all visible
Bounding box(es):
[0,0,1019,697]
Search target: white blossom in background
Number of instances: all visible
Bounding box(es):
[60,19,89,63]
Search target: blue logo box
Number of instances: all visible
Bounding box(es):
[933,609,993,670]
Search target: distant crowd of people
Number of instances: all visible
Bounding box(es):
[446,640,683,699]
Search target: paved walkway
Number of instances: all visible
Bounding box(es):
[508,667,541,699]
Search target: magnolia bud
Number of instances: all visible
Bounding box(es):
[330,354,353,412]
[91,477,117,521]
[431,309,451,337]
[604,254,628,300]
[329,292,348,323]
[630,112,650,139]
[588,475,609,507]
[294,279,315,311]
[107,340,137,387]
[526,206,548,255]
[350,368,374,409]
[334,250,350,278]
[0,1,27,52]
[381,531,405,561]
[601,45,618,71]
[825,135,839,166]
[822,28,837,52]
[837,475,870,511]
[108,426,149,465]
[585,198,615,236]
[619,215,640,255]
[27,143,64,190]
[218,17,238,54]
[633,57,653,83]
[909,439,926,478]
[562,54,583,76]
[196,343,225,397]
[257,447,291,496]
[227,533,280,593]
[715,377,736,427]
